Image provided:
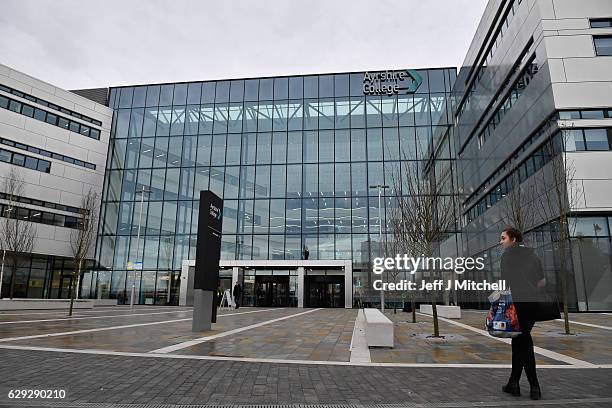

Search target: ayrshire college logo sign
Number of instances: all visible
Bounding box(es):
[209,203,222,221]
[363,69,422,96]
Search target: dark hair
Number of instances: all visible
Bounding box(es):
[502,227,523,243]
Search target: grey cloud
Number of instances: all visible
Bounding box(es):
[0,0,487,89]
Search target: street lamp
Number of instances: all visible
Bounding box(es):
[130,186,151,308]
[369,184,389,313]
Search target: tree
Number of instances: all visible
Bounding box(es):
[534,121,583,335]
[0,168,36,299]
[390,158,455,336]
[68,188,99,316]
[501,162,537,235]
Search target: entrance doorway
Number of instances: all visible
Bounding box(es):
[254,275,289,307]
[305,275,344,308]
[218,277,232,305]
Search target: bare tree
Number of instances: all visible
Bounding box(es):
[0,168,36,299]
[390,157,455,337]
[501,163,537,235]
[68,188,99,316]
[534,121,583,335]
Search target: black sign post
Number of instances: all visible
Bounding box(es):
[192,190,223,332]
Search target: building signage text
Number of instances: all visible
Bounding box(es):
[363,69,422,96]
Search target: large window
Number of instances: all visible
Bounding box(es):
[594,35,612,56]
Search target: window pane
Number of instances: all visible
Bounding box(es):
[229,80,244,102]
[273,77,288,100]
[145,85,160,107]
[215,81,230,103]
[335,129,350,162]
[594,36,612,56]
[202,83,216,103]
[186,82,202,104]
[304,76,318,99]
[584,129,609,150]
[289,77,303,99]
[259,78,273,101]
[271,131,287,163]
[367,128,383,160]
[131,86,147,107]
[319,130,334,162]
[159,84,174,106]
[173,84,188,105]
[319,75,334,97]
[244,79,259,101]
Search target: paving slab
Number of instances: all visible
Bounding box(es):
[172,308,356,361]
[0,348,610,406]
[1,308,300,353]
[460,310,612,364]
[368,311,562,365]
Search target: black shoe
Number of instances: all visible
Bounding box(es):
[502,382,520,397]
[530,385,542,400]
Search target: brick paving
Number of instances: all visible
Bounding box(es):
[174,308,356,361]
[370,311,562,365]
[0,348,610,406]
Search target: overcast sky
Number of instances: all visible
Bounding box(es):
[0,0,488,90]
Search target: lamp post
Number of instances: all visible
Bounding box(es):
[131,186,151,308]
[369,184,389,313]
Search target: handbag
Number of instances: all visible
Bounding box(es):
[485,290,522,338]
[532,289,561,322]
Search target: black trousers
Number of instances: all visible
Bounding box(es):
[510,312,538,386]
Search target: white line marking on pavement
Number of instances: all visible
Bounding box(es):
[0,307,179,317]
[555,319,612,331]
[0,318,192,342]
[1,344,608,369]
[151,308,322,354]
[416,312,596,367]
[349,309,371,363]
[0,308,278,342]
[0,310,194,325]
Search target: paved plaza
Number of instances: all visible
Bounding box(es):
[0,306,611,407]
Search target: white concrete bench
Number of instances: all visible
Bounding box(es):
[419,304,461,319]
[363,308,394,347]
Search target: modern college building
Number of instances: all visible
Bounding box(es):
[94,67,456,308]
[1,0,611,310]
[0,64,112,299]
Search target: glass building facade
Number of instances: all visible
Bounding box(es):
[87,69,456,305]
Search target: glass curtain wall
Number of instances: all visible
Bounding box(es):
[90,69,456,305]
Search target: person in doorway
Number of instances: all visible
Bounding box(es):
[216,283,223,307]
[499,227,546,400]
[233,282,242,309]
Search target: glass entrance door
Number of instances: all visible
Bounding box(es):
[305,275,344,308]
[254,275,289,307]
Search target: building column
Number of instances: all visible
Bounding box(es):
[344,260,352,308]
[297,266,305,308]
[231,267,239,289]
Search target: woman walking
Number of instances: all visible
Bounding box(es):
[499,227,546,400]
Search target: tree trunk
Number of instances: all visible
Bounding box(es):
[431,301,440,337]
[8,257,15,299]
[558,238,571,334]
[69,259,81,317]
[411,300,416,323]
